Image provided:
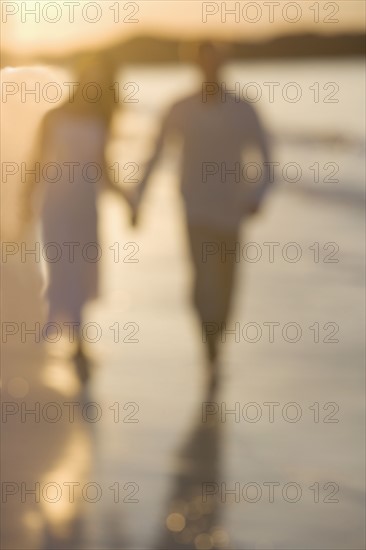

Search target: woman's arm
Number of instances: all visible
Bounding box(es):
[19,118,46,232]
[245,106,272,214]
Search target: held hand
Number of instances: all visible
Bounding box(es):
[130,208,139,227]
[248,203,261,216]
[247,186,265,216]
[122,186,141,227]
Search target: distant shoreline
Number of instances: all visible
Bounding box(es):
[115,33,366,63]
[1,32,365,67]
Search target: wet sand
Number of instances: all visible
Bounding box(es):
[1,183,365,549]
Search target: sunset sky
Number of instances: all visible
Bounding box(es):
[1,0,365,57]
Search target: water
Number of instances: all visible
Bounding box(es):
[117,58,365,137]
[113,58,365,195]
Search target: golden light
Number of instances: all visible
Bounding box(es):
[1,1,365,59]
[166,512,186,532]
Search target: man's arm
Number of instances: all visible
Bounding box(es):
[133,106,176,204]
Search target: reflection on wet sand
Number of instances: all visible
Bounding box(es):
[154,387,230,550]
[1,249,98,548]
[2,355,92,550]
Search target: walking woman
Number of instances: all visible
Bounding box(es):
[22,53,130,372]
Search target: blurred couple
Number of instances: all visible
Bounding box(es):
[25,42,271,390]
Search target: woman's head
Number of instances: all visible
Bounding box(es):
[68,51,117,120]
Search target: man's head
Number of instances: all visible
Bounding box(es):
[196,41,228,81]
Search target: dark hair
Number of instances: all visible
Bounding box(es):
[198,41,217,57]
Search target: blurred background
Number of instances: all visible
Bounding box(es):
[1,1,365,549]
